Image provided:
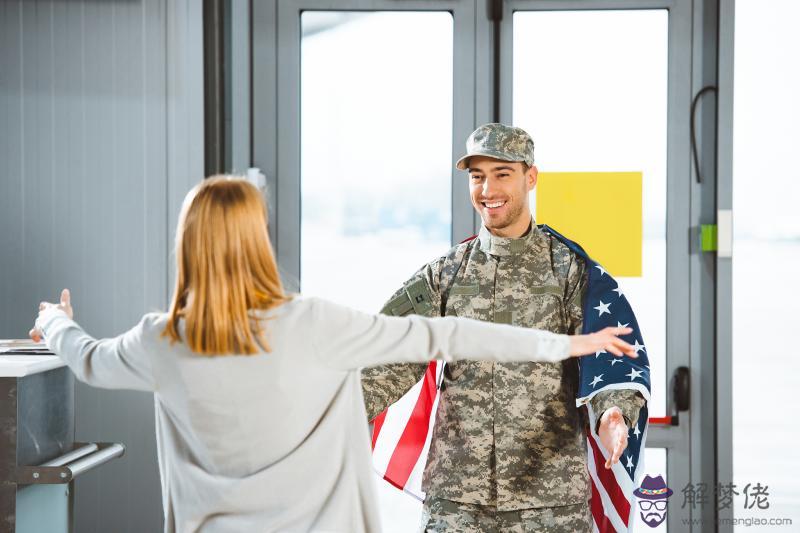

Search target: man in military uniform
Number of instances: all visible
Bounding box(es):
[361,123,646,532]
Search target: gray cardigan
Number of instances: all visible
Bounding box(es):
[38,296,570,533]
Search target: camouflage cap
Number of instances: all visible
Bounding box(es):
[456,123,535,170]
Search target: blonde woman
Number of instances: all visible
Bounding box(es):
[30,177,636,533]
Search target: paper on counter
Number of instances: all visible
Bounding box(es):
[0,339,53,355]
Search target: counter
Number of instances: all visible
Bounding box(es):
[0,355,65,378]
[0,353,125,533]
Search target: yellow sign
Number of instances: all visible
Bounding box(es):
[536,172,642,277]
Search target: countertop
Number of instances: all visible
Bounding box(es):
[0,355,65,378]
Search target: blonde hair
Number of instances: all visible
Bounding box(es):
[163,176,290,355]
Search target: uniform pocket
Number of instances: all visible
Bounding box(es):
[528,284,563,297]
[449,283,479,296]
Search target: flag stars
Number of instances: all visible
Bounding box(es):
[617,321,630,329]
[590,375,604,388]
[625,455,635,473]
[594,300,611,317]
[632,424,642,439]
[626,368,644,382]
[596,349,607,358]
[595,264,608,277]
[609,358,623,366]
[632,340,646,354]
[612,286,624,297]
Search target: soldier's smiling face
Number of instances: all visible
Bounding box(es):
[468,156,538,237]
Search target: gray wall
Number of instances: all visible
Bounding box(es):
[0,0,203,531]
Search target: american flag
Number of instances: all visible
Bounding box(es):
[371,225,651,532]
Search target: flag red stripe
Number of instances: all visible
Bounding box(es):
[371,409,387,450]
[383,362,438,488]
[382,474,405,491]
[591,477,616,533]
[588,434,631,525]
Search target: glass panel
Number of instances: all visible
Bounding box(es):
[513,10,669,416]
[733,1,800,529]
[631,447,668,532]
[301,12,453,531]
[300,12,453,314]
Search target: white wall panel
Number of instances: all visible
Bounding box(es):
[0,0,203,530]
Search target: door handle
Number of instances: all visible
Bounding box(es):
[15,442,125,485]
[649,366,690,426]
[673,366,690,411]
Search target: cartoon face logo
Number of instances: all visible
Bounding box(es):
[633,474,673,528]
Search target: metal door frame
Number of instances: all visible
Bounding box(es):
[715,1,735,531]
[251,1,728,530]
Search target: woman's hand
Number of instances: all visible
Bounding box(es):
[569,326,637,358]
[29,289,73,342]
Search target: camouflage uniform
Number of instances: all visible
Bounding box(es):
[361,123,646,531]
[420,497,592,533]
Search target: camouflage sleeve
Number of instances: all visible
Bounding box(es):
[360,260,443,421]
[566,254,646,430]
[590,389,646,431]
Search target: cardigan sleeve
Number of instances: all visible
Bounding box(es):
[38,307,156,392]
[308,297,570,372]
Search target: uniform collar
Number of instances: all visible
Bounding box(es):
[478,217,539,257]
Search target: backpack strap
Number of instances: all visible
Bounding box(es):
[433,238,475,389]
[438,239,473,317]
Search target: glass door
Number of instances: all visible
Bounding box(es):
[299,10,454,310]
[253,0,702,531]
[267,0,479,295]
[502,1,693,531]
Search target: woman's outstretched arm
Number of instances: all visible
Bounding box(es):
[31,289,155,391]
[309,297,634,371]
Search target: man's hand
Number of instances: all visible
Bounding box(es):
[598,406,628,469]
[29,289,73,342]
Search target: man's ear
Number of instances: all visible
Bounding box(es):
[528,165,539,191]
